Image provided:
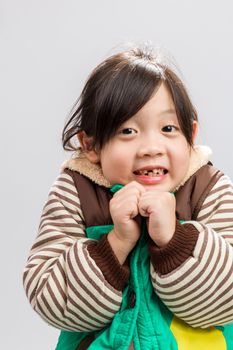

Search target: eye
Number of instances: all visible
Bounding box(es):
[162,125,178,133]
[120,128,137,135]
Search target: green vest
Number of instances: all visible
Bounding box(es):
[55,178,233,350]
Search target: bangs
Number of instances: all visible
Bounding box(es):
[91,58,164,148]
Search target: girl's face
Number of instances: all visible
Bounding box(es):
[85,83,197,192]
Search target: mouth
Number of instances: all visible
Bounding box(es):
[133,168,168,177]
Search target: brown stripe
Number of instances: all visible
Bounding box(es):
[209,183,232,196]
[48,278,103,331]
[39,294,77,330]
[37,228,84,239]
[38,247,65,254]
[48,191,80,208]
[31,235,66,250]
[28,255,50,261]
[164,237,230,316]
[159,235,224,304]
[39,221,82,230]
[221,234,233,241]
[67,280,110,325]
[212,208,233,215]
[156,227,210,291]
[201,191,233,211]
[198,312,233,328]
[34,255,67,298]
[25,260,49,298]
[188,291,233,326]
[198,200,233,221]
[52,270,67,304]
[75,244,121,306]
[66,300,106,329]
[68,248,119,312]
[55,184,79,200]
[208,217,233,224]
[57,258,68,284]
[39,214,81,230]
[83,242,123,296]
[45,198,63,207]
[47,282,65,316]
[41,205,79,217]
[36,299,75,331]
[59,174,77,186]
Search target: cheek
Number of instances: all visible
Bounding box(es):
[172,141,191,170]
[100,146,129,173]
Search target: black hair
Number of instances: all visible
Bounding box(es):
[62,46,198,151]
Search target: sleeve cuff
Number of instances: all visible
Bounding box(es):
[86,234,130,291]
[149,220,199,275]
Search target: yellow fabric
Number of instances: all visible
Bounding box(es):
[170,316,226,350]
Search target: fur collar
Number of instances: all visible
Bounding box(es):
[61,145,212,191]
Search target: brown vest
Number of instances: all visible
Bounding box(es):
[65,163,223,226]
[64,163,223,350]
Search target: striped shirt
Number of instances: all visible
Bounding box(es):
[23,171,233,331]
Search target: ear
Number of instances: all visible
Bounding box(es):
[77,131,100,164]
[192,120,198,143]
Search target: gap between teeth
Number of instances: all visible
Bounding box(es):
[137,169,165,176]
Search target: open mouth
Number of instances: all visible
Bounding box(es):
[134,168,168,177]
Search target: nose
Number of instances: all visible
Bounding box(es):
[137,133,165,158]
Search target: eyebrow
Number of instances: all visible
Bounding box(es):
[159,108,177,116]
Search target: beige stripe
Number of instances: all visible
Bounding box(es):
[201,191,233,210]
[37,228,84,239]
[55,184,79,200]
[47,282,65,316]
[208,183,232,197]
[53,174,77,193]
[58,173,76,185]
[39,214,83,229]
[199,313,233,328]
[31,234,66,250]
[44,198,82,213]
[187,293,233,327]
[41,205,79,217]
[67,277,111,324]
[198,200,233,221]
[70,246,120,310]
[52,273,67,306]
[159,236,224,305]
[76,245,121,305]
[46,279,103,329]
[25,260,49,299]
[66,300,106,329]
[39,221,82,230]
[156,228,210,291]
[39,293,77,331]
[208,217,233,224]
[36,299,75,331]
[48,191,80,208]
[83,242,122,297]
[164,239,230,316]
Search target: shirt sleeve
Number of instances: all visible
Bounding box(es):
[23,172,129,332]
[149,174,233,328]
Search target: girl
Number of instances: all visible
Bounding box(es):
[23,46,233,350]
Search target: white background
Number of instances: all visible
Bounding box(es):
[1,1,233,349]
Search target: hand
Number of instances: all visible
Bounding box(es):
[108,182,145,263]
[138,191,176,247]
